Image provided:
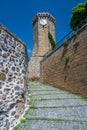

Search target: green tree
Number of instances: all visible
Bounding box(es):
[48,31,56,49]
[85,0,87,9]
[70,0,87,30]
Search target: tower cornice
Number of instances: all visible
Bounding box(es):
[32,12,56,25]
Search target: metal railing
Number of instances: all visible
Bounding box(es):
[56,30,74,47]
[56,18,87,48]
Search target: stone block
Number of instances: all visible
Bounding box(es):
[0,73,6,81]
[2,94,6,100]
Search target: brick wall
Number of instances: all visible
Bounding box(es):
[41,24,87,97]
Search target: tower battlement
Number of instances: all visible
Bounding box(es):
[32,12,56,25]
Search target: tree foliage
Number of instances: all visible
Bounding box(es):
[48,31,56,49]
[70,0,87,30]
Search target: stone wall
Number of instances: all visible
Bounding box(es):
[28,56,43,79]
[41,24,87,97]
[0,24,28,130]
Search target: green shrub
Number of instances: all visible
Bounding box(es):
[48,31,56,49]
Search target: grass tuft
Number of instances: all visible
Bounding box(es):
[20,118,26,123]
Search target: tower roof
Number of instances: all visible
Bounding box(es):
[32,12,56,25]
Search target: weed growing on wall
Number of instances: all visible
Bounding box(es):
[65,55,70,65]
[64,73,68,81]
[73,39,80,51]
[64,55,71,81]
[48,31,56,49]
[63,40,68,47]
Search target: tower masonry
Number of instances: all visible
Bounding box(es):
[28,12,56,79]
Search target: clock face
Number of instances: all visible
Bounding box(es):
[40,19,47,26]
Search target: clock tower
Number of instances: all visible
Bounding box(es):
[32,12,56,56]
[29,12,56,78]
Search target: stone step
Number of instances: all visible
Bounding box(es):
[29,84,57,88]
[23,119,87,130]
[29,84,53,87]
[31,93,80,99]
[29,104,87,109]
[29,91,69,95]
[16,82,87,130]
[29,82,53,85]
[31,97,82,101]
[29,84,57,89]
[25,116,87,122]
[28,88,57,92]
[25,106,87,119]
[33,98,87,107]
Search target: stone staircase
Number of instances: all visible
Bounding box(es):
[14,82,87,130]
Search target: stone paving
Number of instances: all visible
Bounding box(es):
[13,82,87,130]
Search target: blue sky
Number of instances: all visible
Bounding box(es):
[0,0,85,57]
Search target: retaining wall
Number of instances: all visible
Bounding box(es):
[0,25,28,130]
[41,24,87,97]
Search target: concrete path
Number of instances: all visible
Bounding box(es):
[14,82,87,130]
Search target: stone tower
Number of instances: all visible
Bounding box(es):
[29,12,56,79]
